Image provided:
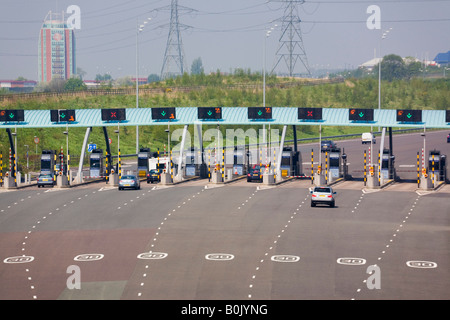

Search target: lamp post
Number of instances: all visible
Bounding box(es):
[263,23,277,160]
[378,28,392,113]
[136,17,152,154]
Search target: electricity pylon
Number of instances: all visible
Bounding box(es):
[271,0,311,77]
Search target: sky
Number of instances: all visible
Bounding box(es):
[1,0,449,81]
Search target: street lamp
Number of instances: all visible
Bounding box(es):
[378,27,392,113]
[136,17,152,154]
[263,23,277,160]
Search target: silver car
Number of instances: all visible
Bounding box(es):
[310,186,336,207]
[118,175,141,190]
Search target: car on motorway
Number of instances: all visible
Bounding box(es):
[310,186,336,207]
[37,173,55,188]
[118,175,140,190]
[146,169,160,183]
[362,132,376,144]
[247,165,263,182]
[321,140,337,152]
[447,133,450,143]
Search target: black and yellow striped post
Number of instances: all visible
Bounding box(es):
[157,149,160,174]
[221,148,225,180]
[118,149,122,179]
[364,150,367,186]
[208,149,211,181]
[378,151,381,184]
[53,153,57,182]
[105,150,109,183]
[311,149,314,184]
[325,151,328,184]
[417,152,420,187]
[13,151,17,185]
[432,156,435,182]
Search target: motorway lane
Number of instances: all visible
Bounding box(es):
[357,190,450,300]
[0,182,205,299]
[0,178,448,300]
[121,182,295,299]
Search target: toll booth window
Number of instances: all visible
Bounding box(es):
[41,158,52,170]
[281,157,290,166]
[138,157,148,167]
[90,158,101,168]
[329,158,339,167]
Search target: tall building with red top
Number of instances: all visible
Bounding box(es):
[38,11,76,82]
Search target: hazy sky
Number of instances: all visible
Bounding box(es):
[1,0,449,81]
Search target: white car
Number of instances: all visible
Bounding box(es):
[362,132,376,144]
[310,186,336,207]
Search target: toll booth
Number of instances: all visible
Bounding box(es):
[233,147,245,175]
[40,150,56,175]
[279,147,300,177]
[185,148,200,177]
[89,149,104,178]
[381,148,390,180]
[328,148,341,180]
[137,148,151,178]
[428,150,446,181]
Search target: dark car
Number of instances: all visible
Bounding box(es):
[118,175,141,190]
[147,169,160,183]
[37,174,55,188]
[247,165,263,182]
[321,140,337,152]
[447,133,450,143]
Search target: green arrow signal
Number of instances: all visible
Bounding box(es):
[60,113,66,118]
[207,111,212,116]
[359,112,364,118]
[257,110,263,116]
[9,113,14,119]
[407,113,412,119]
[161,111,166,116]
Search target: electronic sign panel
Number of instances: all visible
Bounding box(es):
[298,108,322,120]
[0,109,25,122]
[101,108,126,121]
[349,108,374,121]
[152,107,176,120]
[396,109,422,122]
[198,107,222,120]
[248,107,272,120]
[50,109,76,123]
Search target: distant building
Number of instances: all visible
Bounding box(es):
[38,11,76,82]
[434,51,450,65]
[131,78,148,85]
[358,58,382,71]
[0,80,37,93]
